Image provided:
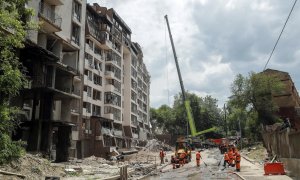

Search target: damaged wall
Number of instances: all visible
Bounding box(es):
[262,129,300,177]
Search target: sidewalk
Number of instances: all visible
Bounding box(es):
[236,155,293,180]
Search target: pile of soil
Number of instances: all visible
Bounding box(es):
[0,153,65,180]
[242,143,268,163]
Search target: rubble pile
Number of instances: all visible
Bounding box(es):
[241,143,268,164]
[63,155,127,179]
[143,139,172,152]
[129,163,157,178]
[0,139,173,179]
[0,153,65,180]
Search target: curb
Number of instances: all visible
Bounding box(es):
[232,172,246,180]
[241,155,256,164]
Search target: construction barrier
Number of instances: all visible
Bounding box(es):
[264,162,285,175]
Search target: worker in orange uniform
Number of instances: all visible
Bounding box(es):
[235,150,241,172]
[179,152,186,167]
[223,152,230,167]
[159,148,165,165]
[228,148,234,166]
[196,150,201,167]
[232,147,236,167]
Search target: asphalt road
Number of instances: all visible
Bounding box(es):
[143,148,242,180]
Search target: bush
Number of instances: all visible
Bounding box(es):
[0,134,25,165]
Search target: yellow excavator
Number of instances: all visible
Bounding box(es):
[165,15,218,163]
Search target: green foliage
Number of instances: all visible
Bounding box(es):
[0,134,25,165]
[227,72,284,142]
[0,104,20,134]
[151,92,223,137]
[0,0,36,164]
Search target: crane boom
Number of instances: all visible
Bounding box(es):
[164,15,217,137]
[164,15,189,136]
[164,15,186,102]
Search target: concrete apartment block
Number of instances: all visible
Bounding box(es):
[80,3,151,158]
[13,0,87,161]
[12,0,151,161]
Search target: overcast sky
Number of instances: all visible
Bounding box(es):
[88,0,300,108]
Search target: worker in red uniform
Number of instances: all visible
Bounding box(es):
[228,148,234,166]
[179,152,186,167]
[223,152,230,167]
[235,150,241,172]
[159,148,165,165]
[196,150,201,167]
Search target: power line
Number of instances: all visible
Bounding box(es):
[263,0,298,71]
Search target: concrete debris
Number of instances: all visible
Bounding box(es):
[0,153,66,180]
[143,139,172,151]
[0,139,173,180]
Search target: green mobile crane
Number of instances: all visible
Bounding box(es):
[164,15,217,137]
[164,15,217,160]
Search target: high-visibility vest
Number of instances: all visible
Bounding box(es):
[224,153,229,161]
[196,152,201,160]
[228,151,233,159]
[160,151,165,157]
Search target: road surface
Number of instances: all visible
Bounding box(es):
[143,148,241,180]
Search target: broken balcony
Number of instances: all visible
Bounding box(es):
[106,51,121,67]
[38,2,62,33]
[99,32,113,50]
[52,99,73,124]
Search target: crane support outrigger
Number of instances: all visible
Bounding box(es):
[164,15,217,137]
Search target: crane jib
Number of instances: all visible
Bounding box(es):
[164,14,216,137]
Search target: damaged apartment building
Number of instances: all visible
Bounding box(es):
[81,3,151,158]
[11,1,151,161]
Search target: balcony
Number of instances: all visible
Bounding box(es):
[85,43,93,55]
[72,130,79,140]
[113,130,123,137]
[44,0,63,6]
[104,113,114,120]
[72,88,81,97]
[133,133,138,139]
[99,32,112,50]
[105,84,114,92]
[70,100,80,115]
[101,127,112,136]
[104,71,114,79]
[83,108,91,117]
[38,2,62,33]
[92,112,101,117]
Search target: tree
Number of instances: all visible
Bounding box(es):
[228,72,284,142]
[172,92,223,137]
[150,105,176,134]
[0,0,36,164]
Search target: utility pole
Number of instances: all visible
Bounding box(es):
[164,15,189,137]
[224,104,227,137]
[239,118,242,149]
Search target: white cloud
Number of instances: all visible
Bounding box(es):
[88,0,300,108]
